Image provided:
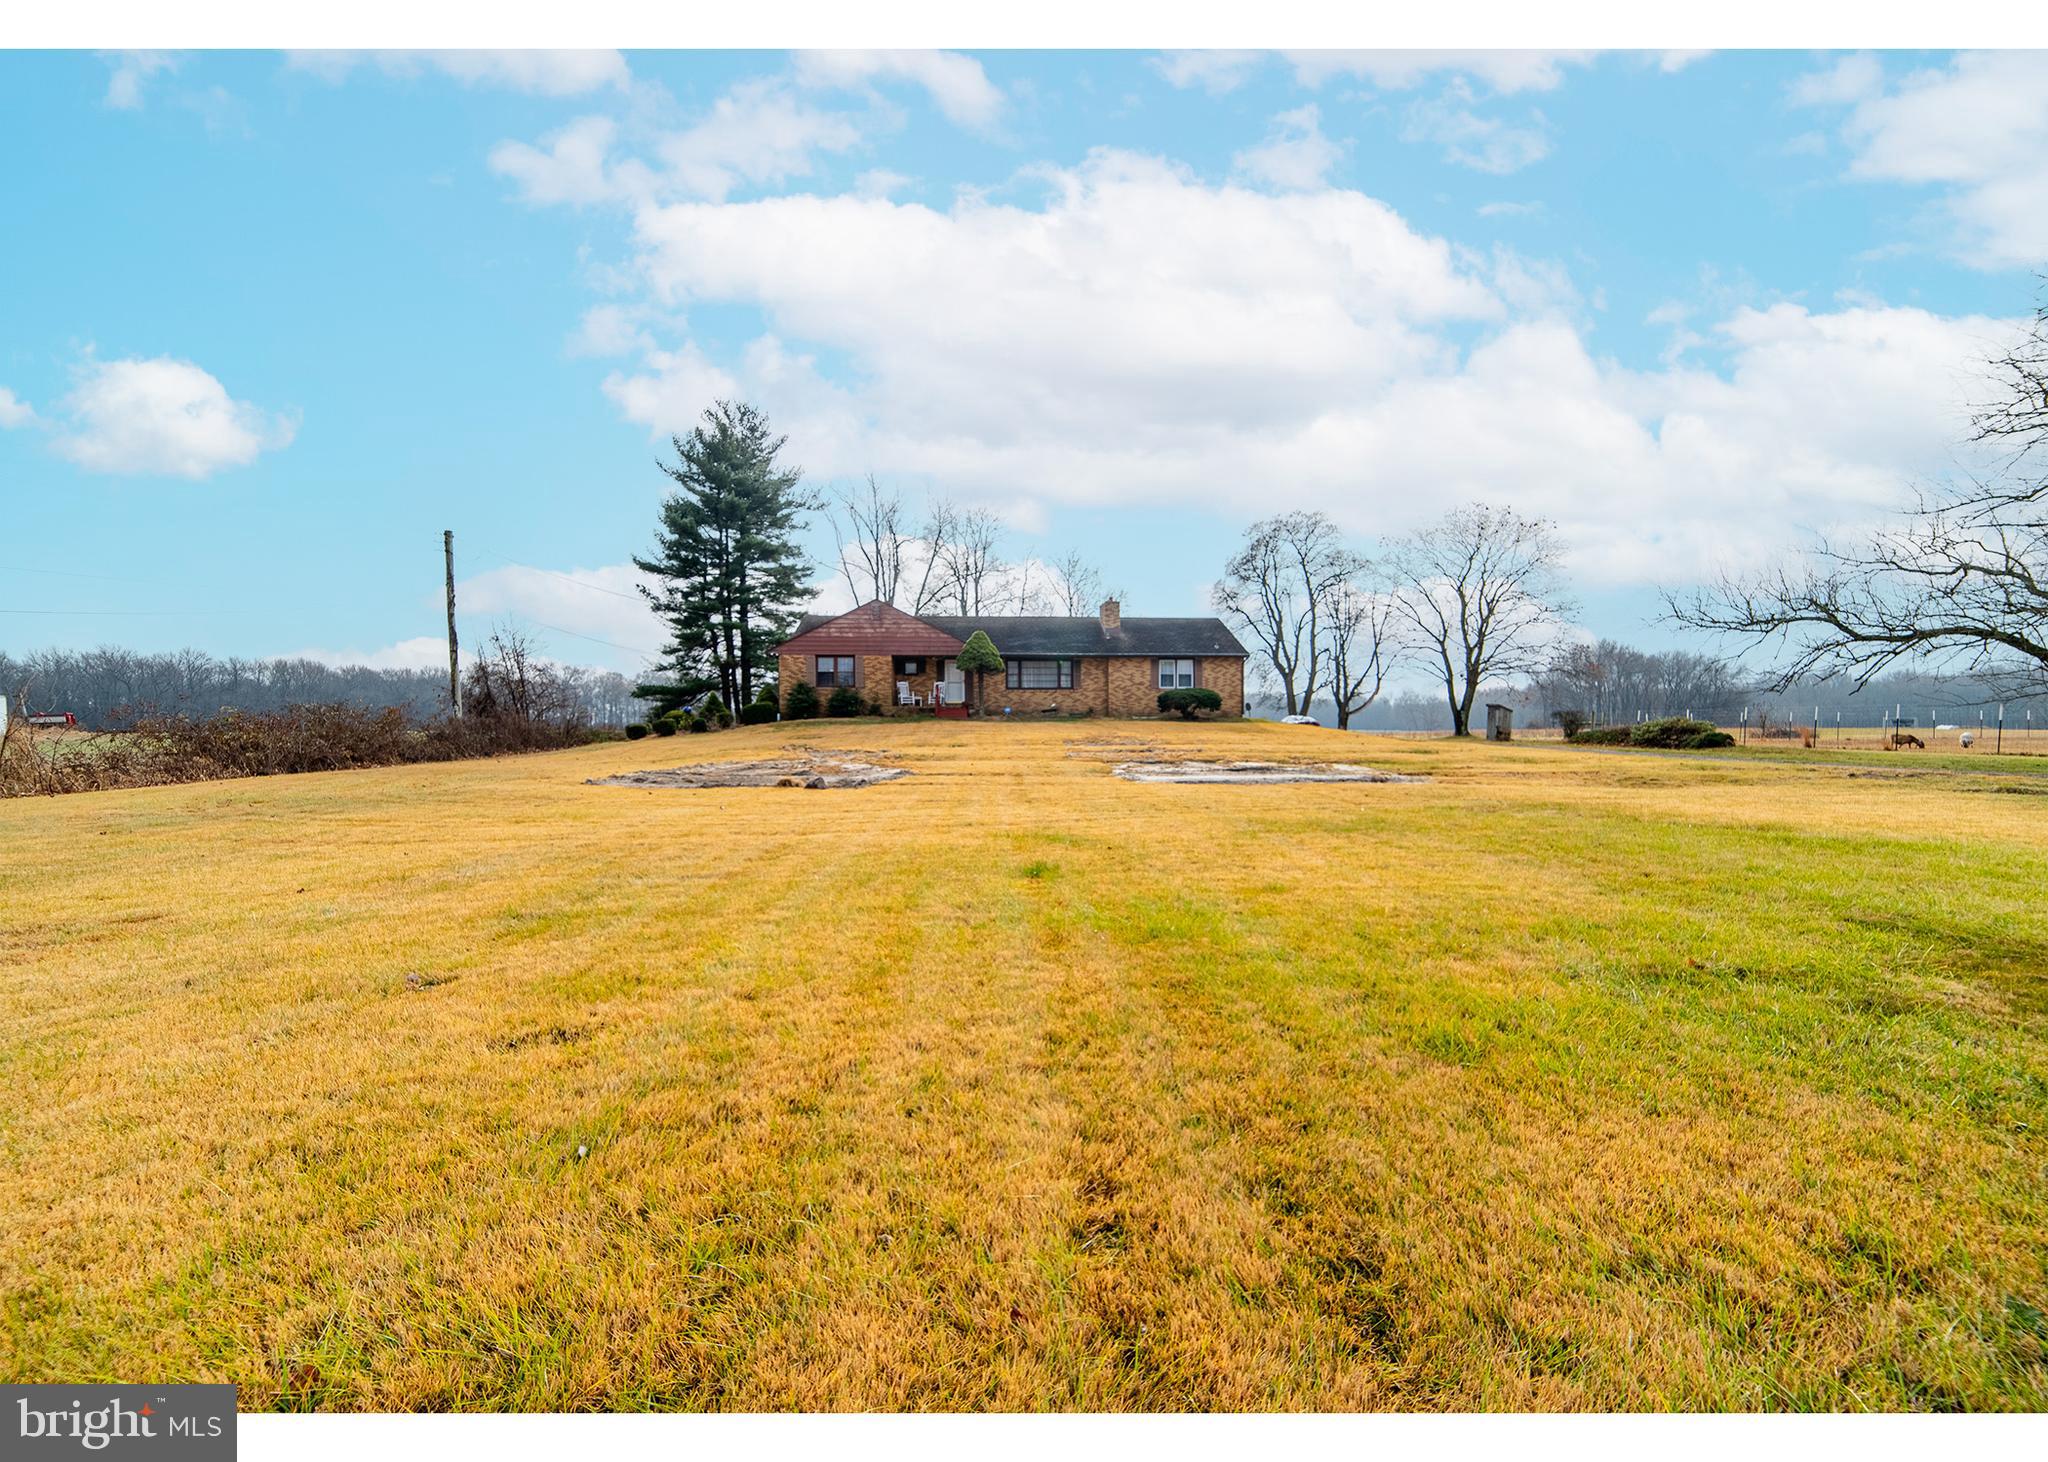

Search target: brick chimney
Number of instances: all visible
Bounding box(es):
[1099,598,1121,631]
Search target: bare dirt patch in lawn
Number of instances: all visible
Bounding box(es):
[1112,759,1425,785]
[1066,739,1170,762]
[588,757,910,790]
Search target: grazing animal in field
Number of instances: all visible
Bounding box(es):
[1890,732,1924,750]
[1960,730,1977,749]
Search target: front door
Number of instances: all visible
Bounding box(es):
[936,657,966,705]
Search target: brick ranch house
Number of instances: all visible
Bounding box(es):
[776,599,1249,718]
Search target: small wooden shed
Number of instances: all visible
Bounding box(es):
[1485,703,1514,742]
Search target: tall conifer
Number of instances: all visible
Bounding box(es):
[634,402,814,711]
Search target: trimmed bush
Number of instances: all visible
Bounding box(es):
[826,686,865,718]
[697,693,729,726]
[955,630,1003,713]
[624,722,650,740]
[684,712,710,733]
[1158,687,1224,719]
[651,716,678,737]
[783,681,820,720]
[1567,725,1631,745]
[739,701,777,725]
[1681,730,1735,749]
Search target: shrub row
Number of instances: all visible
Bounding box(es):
[1,703,598,798]
[1568,716,1734,750]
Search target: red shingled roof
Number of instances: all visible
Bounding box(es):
[776,601,966,656]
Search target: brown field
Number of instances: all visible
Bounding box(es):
[3,718,2046,1410]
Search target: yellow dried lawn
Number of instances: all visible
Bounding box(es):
[2,719,2046,1410]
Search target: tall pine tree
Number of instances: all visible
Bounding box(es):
[634,402,815,712]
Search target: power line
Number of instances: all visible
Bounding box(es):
[507,613,664,659]
[0,607,254,616]
[470,547,649,601]
[0,563,170,584]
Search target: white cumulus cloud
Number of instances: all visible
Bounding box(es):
[287,50,628,96]
[53,356,296,479]
[793,50,1004,131]
[1151,51,1265,95]
[1285,50,1597,94]
[101,51,180,109]
[1793,50,2048,269]
[1234,105,1344,191]
[491,80,865,207]
[0,387,34,428]
[1402,82,1552,173]
[489,116,630,207]
[563,149,2017,588]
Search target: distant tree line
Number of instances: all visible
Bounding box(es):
[0,644,639,731]
[1532,640,1747,727]
[1253,652,2047,732]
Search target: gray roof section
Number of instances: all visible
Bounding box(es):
[921,615,1248,657]
[785,610,1248,657]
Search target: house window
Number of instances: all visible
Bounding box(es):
[892,656,925,676]
[1006,659,1074,689]
[1157,658,1195,689]
[815,655,856,688]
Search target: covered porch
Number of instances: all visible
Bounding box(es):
[775,602,971,715]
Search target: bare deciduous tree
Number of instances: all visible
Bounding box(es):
[462,625,584,727]
[1212,511,1365,717]
[1668,292,2048,694]
[930,505,1010,615]
[907,499,957,616]
[830,475,911,607]
[1044,550,1122,617]
[1391,504,1576,736]
[1321,578,1400,730]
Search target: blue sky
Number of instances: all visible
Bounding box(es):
[3,48,2043,676]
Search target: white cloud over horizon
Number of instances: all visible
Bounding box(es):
[560,147,2017,589]
[289,636,454,672]
[51,356,296,479]
[456,562,667,660]
[300,561,671,677]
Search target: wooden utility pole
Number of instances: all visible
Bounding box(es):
[444,529,460,717]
